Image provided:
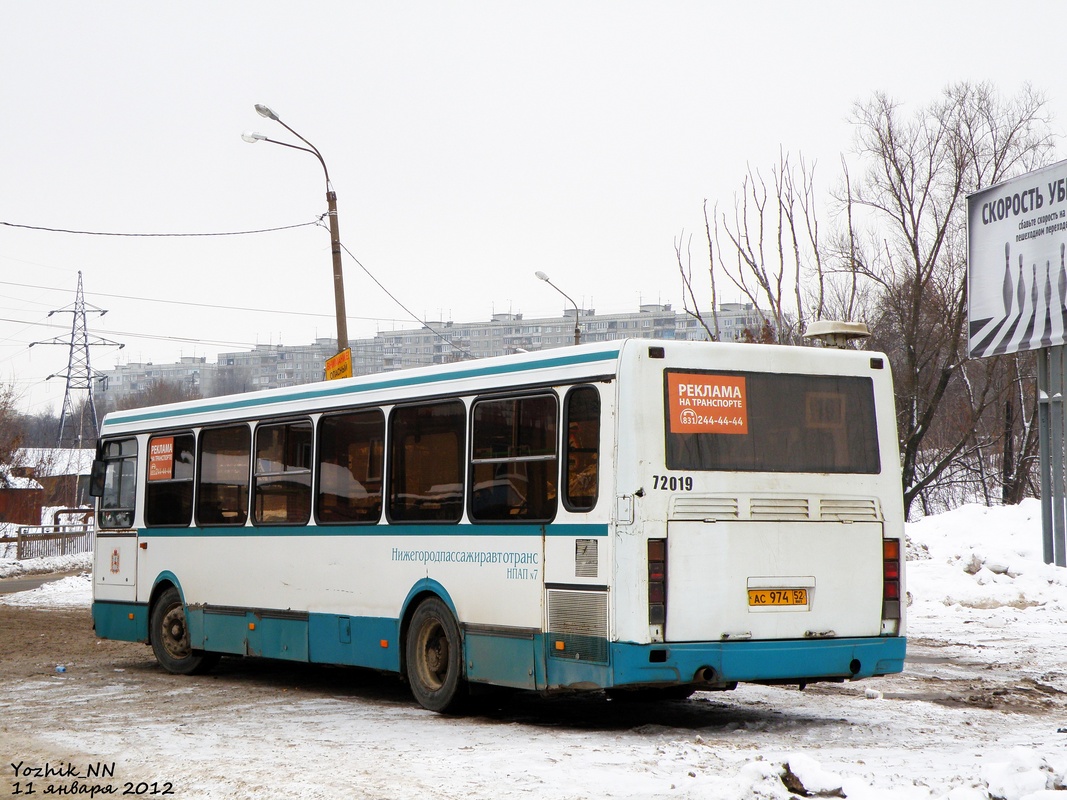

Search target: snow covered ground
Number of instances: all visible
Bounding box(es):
[2,501,1066,799]
[0,550,91,581]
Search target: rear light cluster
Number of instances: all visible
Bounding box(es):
[648,539,666,626]
[882,538,901,624]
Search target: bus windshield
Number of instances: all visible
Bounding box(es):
[664,370,880,474]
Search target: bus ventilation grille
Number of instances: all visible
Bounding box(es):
[669,495,881,522]
[547,589,609,664]
[819,497,881,520]
[749,496,809,519]
[575,539,598,578]
[671,495,739,520]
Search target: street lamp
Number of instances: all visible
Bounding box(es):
[243,104,349,353]
[535,271,580,346]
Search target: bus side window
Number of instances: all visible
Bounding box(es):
[98,438,138,529]
[563,386,600,511]
[388,401,465,523]
[253,420,313,525]
[197,425,251,526]
[145,433,195,527]
[470,394,557,522]
[316,409,384,523]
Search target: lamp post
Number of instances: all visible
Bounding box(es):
[535,271,580,345]
[243,104,349,354]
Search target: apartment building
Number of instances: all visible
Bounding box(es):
[97,303,767,402]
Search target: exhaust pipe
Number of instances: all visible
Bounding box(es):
[694,666,717,683]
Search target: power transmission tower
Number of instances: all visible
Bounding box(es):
[30,271,124,448]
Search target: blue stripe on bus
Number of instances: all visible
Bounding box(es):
[309,613,400,671]
[103,347,622,428]
[91,598,906,690]
[137,522,610,538]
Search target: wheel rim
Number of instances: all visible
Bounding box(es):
[415,617,449,691]
[160,603,192,661]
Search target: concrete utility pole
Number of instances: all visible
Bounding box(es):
[243,105,349,354]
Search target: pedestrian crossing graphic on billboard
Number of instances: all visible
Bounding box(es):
[968,160,1067,358]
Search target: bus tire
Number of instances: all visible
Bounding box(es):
[405,597,467,713]
[150,587,219,675]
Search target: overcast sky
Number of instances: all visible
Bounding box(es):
[4,1,1067,416]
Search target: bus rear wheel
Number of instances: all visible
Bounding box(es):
[405,597,467,713]
[150,587,219,675]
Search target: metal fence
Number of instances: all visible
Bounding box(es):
[0,510,95,560]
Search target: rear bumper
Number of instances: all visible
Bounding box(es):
[610,636,906,688]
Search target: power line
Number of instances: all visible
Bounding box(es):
[0,218,325,237]
[338,240,474,359]
[0,280,412,326]
[2,220,479,358]
[0,315,257,347]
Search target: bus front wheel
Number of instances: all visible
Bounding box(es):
[149,587,218,675]
[405,597,467,713]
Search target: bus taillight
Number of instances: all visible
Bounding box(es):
[648,539,666,638]
[882,538,901,631]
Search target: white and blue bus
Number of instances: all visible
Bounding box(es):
[91,337,906,712]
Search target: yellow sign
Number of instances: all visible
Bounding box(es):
[325,348,353,381]
[748,588,808,607]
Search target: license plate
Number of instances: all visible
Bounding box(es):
[748,588,808,606]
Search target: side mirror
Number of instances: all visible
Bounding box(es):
[89,459,106,498]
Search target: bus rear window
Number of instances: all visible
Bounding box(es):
[664,370,880,474]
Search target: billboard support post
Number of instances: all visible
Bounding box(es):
[1037,345,1067,567]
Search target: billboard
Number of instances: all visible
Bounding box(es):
[967,159,1067,358]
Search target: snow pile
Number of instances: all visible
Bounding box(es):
[0,571,91,607]
[977,748,1067,800]
[907,499,1066,612]
[0,550,92,580]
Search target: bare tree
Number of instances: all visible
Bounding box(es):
[0,381,25,468]
[95,379,202,415]
[849,82,1054,517]
[682,82,1055,518]
[964,352,1040,506]
[716,149,824,343]
[678,151,843,344]
[676,201,719,340]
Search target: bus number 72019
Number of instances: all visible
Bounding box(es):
[652,474,693,491]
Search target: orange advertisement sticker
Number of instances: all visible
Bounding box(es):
[668,373,748,434]
[148,437,174,481]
